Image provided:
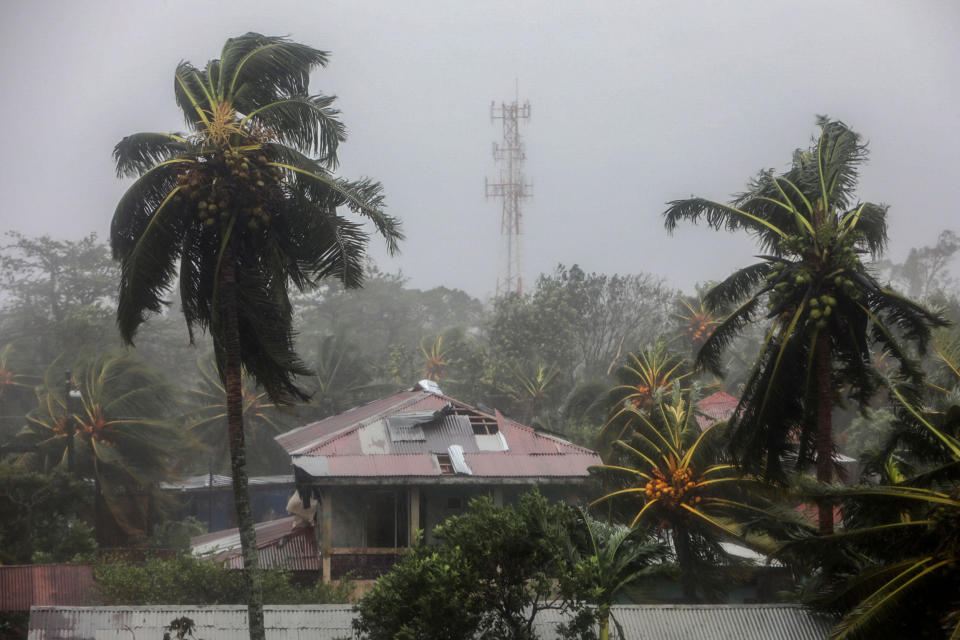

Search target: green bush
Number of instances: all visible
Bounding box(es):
[93,554,351,605]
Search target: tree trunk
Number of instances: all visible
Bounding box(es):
[815,331,834,535]
[220,256,266,640]
[673,525,698,602]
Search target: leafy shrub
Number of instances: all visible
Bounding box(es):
[94,553,351,605]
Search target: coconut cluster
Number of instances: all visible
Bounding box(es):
[764,232,864,331]
[644,466,702,506]
[685,315,715,345]
[175,146,285,233]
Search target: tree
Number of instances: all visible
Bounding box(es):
[17,353,182,538]
[663,117,945,532]
[110,33,401,640]
[562,511,666,640]
[182,355,291,475]
[354,491,584,640]
[591,385,791,601]
[787,374,960,639]
[487,265,673,385]
[0,232,118,366]
[0,463,96,564]
[875,229,960,302]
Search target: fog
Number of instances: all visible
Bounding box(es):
[2,0,958,297]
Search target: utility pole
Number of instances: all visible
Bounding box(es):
[485,85,532,296]
[64,371,75,475]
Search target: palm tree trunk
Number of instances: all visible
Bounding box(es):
[815,331,834,535]
[673,525,698,602]
[220,256,266,640]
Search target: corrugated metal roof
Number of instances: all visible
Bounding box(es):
[280,388,601,481]
[160,474,294,491]
[29,604,834,640]
[191,516,320,571]
[566,604,835,640]
[275,391,434,454]
[0,565,96,611]
[27,605,355,640]
[696,391,740,431]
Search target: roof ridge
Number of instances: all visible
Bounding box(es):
[497,414,597,455]
[293,392,430,455]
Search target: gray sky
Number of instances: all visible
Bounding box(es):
[2,0,958,299]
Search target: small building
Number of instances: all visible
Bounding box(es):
[161,474,294,531]
[273,381,602,581]
[190,515,321,577]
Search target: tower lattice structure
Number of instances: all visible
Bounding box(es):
[485,96,532,296]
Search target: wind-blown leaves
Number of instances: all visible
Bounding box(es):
[663,118,945,494]
[112,32,402,403]
[15,353,183,534]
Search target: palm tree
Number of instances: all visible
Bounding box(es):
[591,386,787,601]
[110,33,402,640]
[182,355,289,475]
[17,353,182,536]
[565,511,666,640]
[599,344,691,447]
[663,117,945,532]
[308,333,388,419]
[788,375,960,639]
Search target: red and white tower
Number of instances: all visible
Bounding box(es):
[485,91,532,296]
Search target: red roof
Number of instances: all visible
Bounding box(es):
[191,516,320,571]
[0,564,96,611]
[279,386,601,480]
[696,391,740,431]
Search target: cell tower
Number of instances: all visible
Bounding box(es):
[485,90,532,296]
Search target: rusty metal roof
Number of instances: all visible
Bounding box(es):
[0,564,96,611]
[696,391,740,430]
[279,388,601,481]
[275,390,434,454]
[191,516,320,571]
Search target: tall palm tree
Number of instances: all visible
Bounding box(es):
[17,353,182,535]
[110,33,402,640]
[663,117,945,532]
[788,375,960,639]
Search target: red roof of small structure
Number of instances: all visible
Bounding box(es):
[191,516,320,571]
[0,564,96,611]
[696,391,740,431]
[277,385,602,480]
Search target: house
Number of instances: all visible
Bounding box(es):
[161,473,294,531]
[271,380,602,581]
[27,604,836,639]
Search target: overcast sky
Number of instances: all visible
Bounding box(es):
[1,0,958,299]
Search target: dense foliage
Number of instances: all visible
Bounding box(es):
[93,553,351,605]
[354,490,664,640]
[0,464,96,564]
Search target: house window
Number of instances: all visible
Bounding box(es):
[436,453,454,475]
[363,490,409,548]
[457,410,499,435]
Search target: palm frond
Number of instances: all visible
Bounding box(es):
[242,95,344,164]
